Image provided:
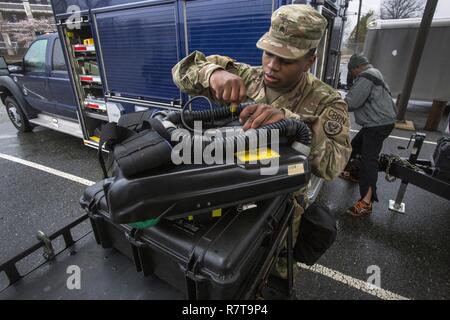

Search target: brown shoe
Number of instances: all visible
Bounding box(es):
[347,199,372,217]
[339,170,359,183]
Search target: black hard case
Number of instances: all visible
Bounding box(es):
[105,145,309,224]
[80,182,293,299]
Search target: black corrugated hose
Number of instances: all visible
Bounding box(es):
[166,99,253,127]
[166,96,312,151]
[207,118,312,153]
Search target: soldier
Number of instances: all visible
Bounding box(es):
[172,4,351,277]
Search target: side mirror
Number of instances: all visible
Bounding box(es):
[9,63,23,73]
[0,56,9,76]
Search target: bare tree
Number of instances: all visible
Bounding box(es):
[346,10,375,52]
[381,0,425,19]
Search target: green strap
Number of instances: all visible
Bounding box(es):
[128,218,159,229]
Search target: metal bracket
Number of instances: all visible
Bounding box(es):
[389,199,405,214]
[36,231,55,261]
[388,181,408,214]
[237,203,257,213]
[387,133,427,214]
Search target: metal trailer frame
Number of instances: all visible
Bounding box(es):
[379,133,450,214]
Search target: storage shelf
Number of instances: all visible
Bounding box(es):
[83,110,108,121]
[84,98,107,111]
[80,75,102,83]
[76,56,97,61]
[73,44,96,53]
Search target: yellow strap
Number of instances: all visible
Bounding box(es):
[235,147,280,162]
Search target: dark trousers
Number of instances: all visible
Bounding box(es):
[347,123,394,202]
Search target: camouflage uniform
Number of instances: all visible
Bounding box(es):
[172,4,351,274]
[173,52,351,181]
[173,5,351,181]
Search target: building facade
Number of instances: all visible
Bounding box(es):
[0,0,53,57]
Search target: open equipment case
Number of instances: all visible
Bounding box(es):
[0,104,313,300]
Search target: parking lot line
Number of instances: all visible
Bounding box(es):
[298,263,410,300]
[0,151,411,300]
[350,129,437,145]
[0,134,19,140]
[0,152,95,186]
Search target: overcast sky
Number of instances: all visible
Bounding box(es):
[346,0,450,33]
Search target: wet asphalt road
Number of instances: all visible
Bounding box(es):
[0,101,449,299]
[297,104,450,300]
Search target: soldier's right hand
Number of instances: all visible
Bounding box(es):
[209,69,247,104]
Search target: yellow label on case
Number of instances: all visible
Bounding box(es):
[288,163,304,176]
[83,38,94,45]
[212,209,222,217]
[235,148,280,162]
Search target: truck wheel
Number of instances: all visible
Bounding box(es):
[5,96,33,133]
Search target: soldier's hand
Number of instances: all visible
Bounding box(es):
[209,70,247,103]
[239,104,285,131]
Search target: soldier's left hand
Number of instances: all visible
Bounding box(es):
[239,104,285,131]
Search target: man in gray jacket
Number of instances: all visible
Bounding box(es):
[341,53,397,217]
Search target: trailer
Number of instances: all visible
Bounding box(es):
[379,132,450,214]
[363,17,450,102]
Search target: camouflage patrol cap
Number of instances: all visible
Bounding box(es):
[257,4,327,60]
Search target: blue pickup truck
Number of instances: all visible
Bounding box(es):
[1,0,348,148]
[0,32,124,147]
[0,33,80,132]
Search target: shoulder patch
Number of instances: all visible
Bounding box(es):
[323,120,343,136]
[327,109,346,125]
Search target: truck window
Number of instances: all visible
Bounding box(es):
[24,39,48,73]
[52,39,67,71]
